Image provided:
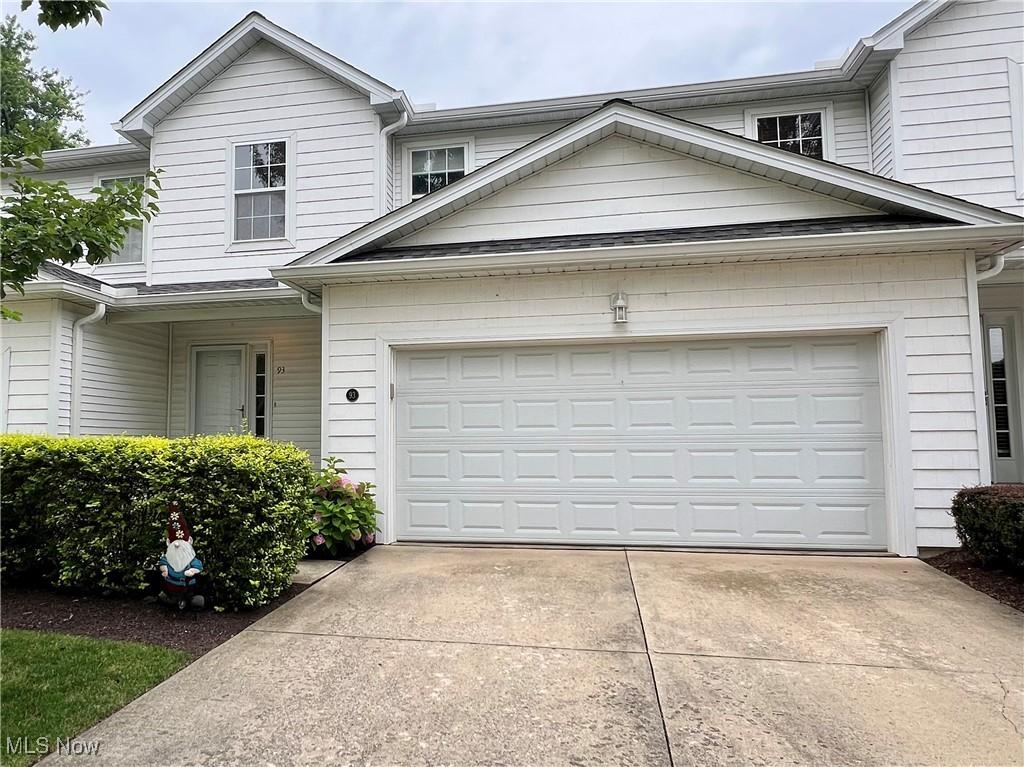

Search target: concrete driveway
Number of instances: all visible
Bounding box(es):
[48,547,1022,766]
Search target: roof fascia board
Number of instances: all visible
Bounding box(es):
[868,0,952,50]
[292,102,1020,266]
[273,223,1024,284]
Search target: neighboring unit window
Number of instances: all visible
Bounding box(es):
[100,176,145,263]
[410,147,465,199]
[253,351,267,438]
[233,141,287,241]
[989,326,1013,458]
[755,112,824,160]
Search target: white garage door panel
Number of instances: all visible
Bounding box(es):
[395,336,887,548]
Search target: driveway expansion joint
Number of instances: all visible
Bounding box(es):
[625,549,676,767]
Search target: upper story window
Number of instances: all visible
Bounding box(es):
[755,112,824,160]
[410,146,466,199]
[233,141,287,241]
[100,176,146,263]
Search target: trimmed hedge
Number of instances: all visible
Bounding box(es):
[0,434,314,608]
[950,484,1024,570]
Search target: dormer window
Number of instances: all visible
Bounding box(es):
[410,146,466,199]
[233,141,287,241]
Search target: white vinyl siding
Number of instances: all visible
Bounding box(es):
[0,300,56,434]
[148,40,379,284]
[395,135,874,247]
[868,67,895,177]
[78,321,170,436]
[326,252,979,550]
[894,0,1024,215]
[167,316,321,464]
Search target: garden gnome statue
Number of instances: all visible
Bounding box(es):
[158,501,205,610]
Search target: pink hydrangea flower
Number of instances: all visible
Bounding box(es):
[312,533,326,546]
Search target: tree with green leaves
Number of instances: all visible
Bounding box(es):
[1,3,160,320]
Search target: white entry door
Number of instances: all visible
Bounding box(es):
[394,335,887,549]
[193,346,246,435]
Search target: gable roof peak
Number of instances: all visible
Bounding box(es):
[114,11,406,147]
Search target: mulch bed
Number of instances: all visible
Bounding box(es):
[0,582,309,659]
[926,549,1024,612]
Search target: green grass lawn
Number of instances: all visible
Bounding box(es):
[0,629,188,767]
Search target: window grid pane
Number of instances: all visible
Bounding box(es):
[755,112,824,160]
[411,147,467,198]
[253,353,267,438]
[234,141,287,241]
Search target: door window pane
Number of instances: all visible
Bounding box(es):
[989,327,1013,458]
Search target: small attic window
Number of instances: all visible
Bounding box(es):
[756,112,824,159]
[410,146,466,199]
[745,102,833,162]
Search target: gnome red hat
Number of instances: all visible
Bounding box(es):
[167,501,192,543]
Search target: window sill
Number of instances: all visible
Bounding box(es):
[225,238,296,254]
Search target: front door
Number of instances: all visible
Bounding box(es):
[193,346,246,435]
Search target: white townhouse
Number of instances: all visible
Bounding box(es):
[2,0,1022,556]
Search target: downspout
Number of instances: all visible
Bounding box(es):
[379,109,409,217]
[975,253,1006,282]
[299,289,322,315]
[70,302,106,435]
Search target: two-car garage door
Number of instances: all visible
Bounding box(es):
[395,335,887,549]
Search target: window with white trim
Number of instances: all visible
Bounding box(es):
[410,146,466,199]
[100,176,145,263]
[755,112,824,160]
[233,141,287,241]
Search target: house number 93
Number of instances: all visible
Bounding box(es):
[276,366,285,374]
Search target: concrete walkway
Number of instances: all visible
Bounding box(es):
[47,547,1023,766]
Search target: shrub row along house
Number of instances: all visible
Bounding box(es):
[2,0,1022,555]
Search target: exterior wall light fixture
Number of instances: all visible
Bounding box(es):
[611,291,628,323]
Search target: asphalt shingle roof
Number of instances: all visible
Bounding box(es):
[124,279,282,294]
[336,215,958,264]
[38,261,108,290]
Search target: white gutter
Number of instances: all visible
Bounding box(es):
[71,302,106,435]
[976,253,1007,282]
[378,109,409,217]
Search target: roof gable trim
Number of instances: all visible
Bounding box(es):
[116,13,403,145]
[288,99,1019,267]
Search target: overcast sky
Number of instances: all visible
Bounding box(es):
[16,0,915,145]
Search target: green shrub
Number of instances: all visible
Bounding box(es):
[950,484,1024,570]
[309,457,380,556]
[0,434,314,608]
